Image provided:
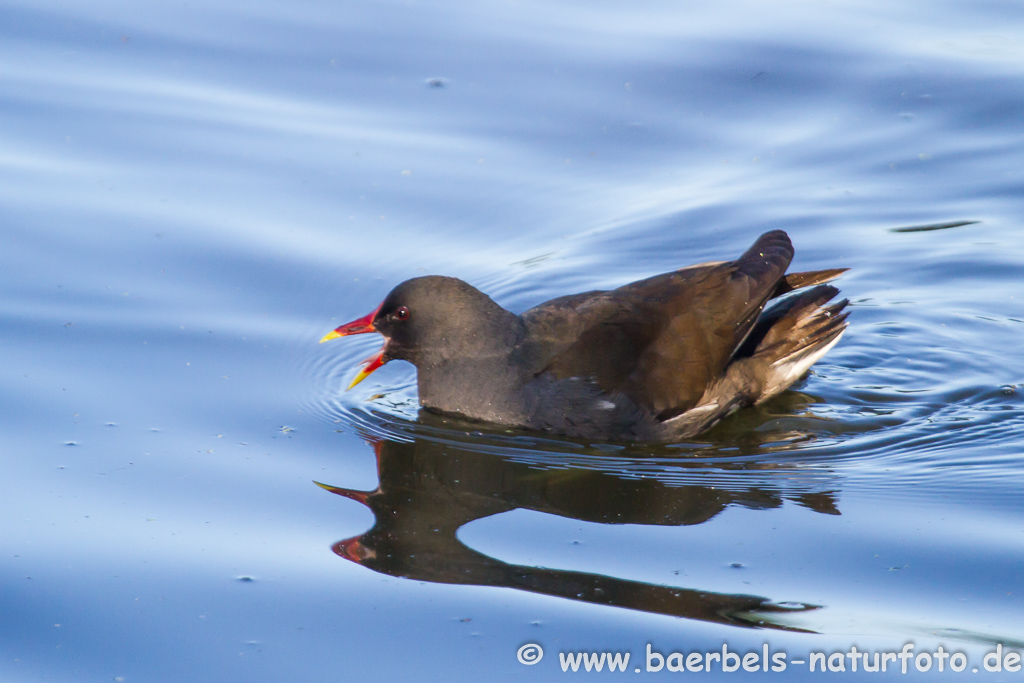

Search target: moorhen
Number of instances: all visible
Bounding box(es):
[320,230,848,441]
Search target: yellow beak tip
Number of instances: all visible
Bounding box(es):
[345,371,370,391]
[319,330,342,344]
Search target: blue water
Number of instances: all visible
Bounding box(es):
[3,0,1024,680]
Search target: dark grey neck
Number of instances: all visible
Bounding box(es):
[415,315,537,424]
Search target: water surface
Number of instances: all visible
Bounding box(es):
[2,0,1023,680]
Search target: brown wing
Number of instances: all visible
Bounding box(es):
[520,230,794,418]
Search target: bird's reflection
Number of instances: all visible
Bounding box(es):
[317,412,841,632]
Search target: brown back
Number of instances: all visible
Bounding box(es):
[521,231,794,417]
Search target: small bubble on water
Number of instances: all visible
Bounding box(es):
[1000,385,1016,395]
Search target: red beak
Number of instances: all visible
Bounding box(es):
[319,303,382,342]
[319,303,387,389]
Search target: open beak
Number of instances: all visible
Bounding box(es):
[319,303,387,389]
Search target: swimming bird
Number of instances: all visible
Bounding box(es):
[320,230,848,441]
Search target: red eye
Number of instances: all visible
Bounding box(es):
[395,306,410,321]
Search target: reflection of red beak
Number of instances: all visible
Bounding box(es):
[333,537,376,563]
[313,480,375,507]
[319,303,386,389]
